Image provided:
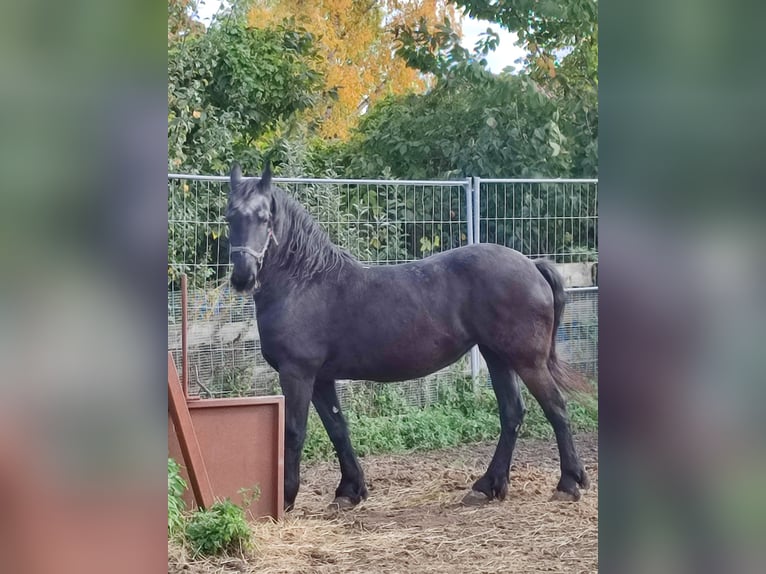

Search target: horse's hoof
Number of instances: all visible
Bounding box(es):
[462,490,490,506]
[328,496,357,511]
[550,489,580,502]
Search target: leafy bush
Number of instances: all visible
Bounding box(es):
[185,499,253,558]
[168,458,187,539]
[168,13,324,176]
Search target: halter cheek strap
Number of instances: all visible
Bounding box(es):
[230,227,279,266]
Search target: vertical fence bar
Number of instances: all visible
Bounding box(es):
[472,176,481,243]
[466,178,480,388]
[465,178,474,245]
[471,177,482,388]
[470,345,481,388]
[181,273,189,399]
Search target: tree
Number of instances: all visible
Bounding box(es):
[417,0,598,89]
[453,0,599,176]
[343,74,580,179]
[393,0,598,175]
[247,0,457,139]
[168,13,324,174]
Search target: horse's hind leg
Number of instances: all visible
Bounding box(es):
[515,362,589,501]
[312,378,368,509]
[464,345,526,505]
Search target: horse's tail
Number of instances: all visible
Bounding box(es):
[534,259,591,395]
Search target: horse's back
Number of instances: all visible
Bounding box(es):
[323,243,553,371]
[394,243,549,301]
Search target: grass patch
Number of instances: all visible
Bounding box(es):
[168,458,187,539]
[303,377,597,462]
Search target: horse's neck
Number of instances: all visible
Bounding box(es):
[285,201,356,268]
[256,205,354,293]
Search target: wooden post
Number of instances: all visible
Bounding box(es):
[168,353,215,510]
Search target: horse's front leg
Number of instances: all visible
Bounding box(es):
[278,366,314,511]
[312,378,367,509]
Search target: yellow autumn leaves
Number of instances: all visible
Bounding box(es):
[246,0,457,139]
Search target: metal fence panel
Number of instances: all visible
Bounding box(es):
[475,178,598,262]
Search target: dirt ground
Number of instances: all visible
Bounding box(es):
[169,433,598,573]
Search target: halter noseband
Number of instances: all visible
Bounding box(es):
[230,227,279,267]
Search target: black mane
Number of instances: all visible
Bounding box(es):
[269,186,358,282]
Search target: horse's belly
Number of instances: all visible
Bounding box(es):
[325,336,471,383]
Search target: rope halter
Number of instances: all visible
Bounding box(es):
[229,227,279,269]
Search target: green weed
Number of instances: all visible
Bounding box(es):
[185,499,254,558]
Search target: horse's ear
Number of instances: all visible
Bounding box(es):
[258,160,272,193]
[230,162,243,189]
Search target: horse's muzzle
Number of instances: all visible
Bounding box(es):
[230,270,256,293]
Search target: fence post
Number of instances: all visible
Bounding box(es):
[472,176,481,244]
[465,178,481,389]
[464,177,474,245]
[472,177,482,389]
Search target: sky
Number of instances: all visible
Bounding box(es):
[459,14,524,73]
[192,1,524,74]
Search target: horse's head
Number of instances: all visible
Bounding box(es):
[226,161,279,293]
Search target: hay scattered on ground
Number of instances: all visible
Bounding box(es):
[170,434,598,574]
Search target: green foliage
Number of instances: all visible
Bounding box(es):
[168,12,324,175]
[456,0,598,87]
[313,68,598,260]
[302,376,598,462]
[389,0,598,179]
[324,73,596,260]
[168,458,187,539]
[210,364,253,397]
[394,16,498,81]
[185,499,253,558]
[396,0,597,98]
[342,74,584,179]
[168,0,205,42]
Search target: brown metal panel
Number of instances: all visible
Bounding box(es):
[168,395,285,521]
[167,353,215,509]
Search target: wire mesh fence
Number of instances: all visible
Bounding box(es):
[475,178,598,262]
[168,174,598,409]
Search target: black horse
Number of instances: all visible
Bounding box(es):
[226,163,590,510]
